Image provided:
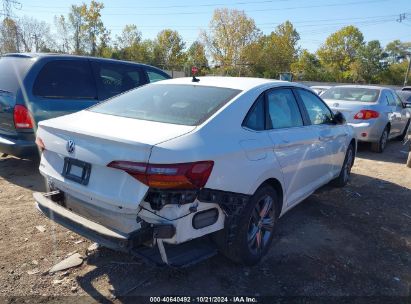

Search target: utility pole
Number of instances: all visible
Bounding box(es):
[397,13,411,86]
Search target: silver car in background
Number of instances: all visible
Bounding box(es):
[322,85,411,153]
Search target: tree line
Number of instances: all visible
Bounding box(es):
[0,2,410,85]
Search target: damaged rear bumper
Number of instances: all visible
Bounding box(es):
[33,191,153,253]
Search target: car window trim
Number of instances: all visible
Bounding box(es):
[294,87,336,126]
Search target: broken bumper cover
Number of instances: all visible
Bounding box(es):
[33,192,152,252]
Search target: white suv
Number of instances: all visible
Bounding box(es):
[34,77,355,266]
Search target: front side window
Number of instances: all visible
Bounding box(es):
[92,62,145,100]
[33,60,97,99]
[297,89,333,125]
[91,84,241,126]
[267,89,303,129]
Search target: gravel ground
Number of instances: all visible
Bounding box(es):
[0,140,410,302]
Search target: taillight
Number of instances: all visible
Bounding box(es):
[13,105,33,129]
[353,110,379,120]
[107,161,214,190]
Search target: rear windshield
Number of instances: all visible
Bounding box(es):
[90,84,241,126]
[0,57,34,93]
[322,87,380,103]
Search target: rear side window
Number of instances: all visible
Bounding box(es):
[267,89,303,129]
[91,62,146,100]
[243,95,265,131]
[91,84,241,126]
[33,60,97,99]
[0,57,33,93]
[147,70,169,83]
[297,89,333,125]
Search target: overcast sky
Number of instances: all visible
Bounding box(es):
[13,0,411,52]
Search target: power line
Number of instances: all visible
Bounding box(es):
[18,0,389,16]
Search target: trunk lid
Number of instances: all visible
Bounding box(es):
[323,99,378,123]
[38,110,196,210]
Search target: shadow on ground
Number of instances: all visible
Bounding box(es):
[356,141,409,165]
[76,172,411,300]
[0,156,45,192]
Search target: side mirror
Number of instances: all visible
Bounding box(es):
[333,111,346,125]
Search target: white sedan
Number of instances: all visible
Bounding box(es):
[34,77,356,266]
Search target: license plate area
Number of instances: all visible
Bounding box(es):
[62,157,91,185]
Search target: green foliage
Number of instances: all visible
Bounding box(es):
[317,26,364,82]
[291,50,325,81]
[202,8,261,75]
[351,40,384,83]
[153,29,186,70]
[379,61,409,85]
[245,21,299,78]
[1,4,409,85]
[186,41,208,69]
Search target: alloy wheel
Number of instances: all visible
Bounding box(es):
[247,195,275,254]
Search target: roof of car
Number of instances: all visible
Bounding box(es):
[153,76,292,91]
[2,53,167,71]
[331,84,388,90]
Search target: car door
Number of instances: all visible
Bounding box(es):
[295,88,349,177]
[29,59,99,124]
[385,90,403,136]
[264,88,329,207]
[392,91,410,134]
[90,61,148,101]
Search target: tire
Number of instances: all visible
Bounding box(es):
[397,119,410,141]
[371,126,389,153]
[332,144,355,187]
[215,185,279,266]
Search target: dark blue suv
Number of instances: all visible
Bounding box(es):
[0,53,170,158]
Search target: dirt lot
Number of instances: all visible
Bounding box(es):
[1,140,411,301]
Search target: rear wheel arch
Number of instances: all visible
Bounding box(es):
[259,178,283,217]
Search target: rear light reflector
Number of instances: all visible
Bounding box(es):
[353,110,379,120]
[107,161,214,190]
[13,105,33,129]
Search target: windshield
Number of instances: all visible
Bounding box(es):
[322,87,380,103]
[90,84,241,126]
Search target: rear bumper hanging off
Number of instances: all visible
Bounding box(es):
[33,191,153,252]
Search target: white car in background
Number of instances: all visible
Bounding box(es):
[322,85,411,153]
[34,77,355,266]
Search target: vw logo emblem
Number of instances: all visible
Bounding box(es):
[66,140,75,154]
